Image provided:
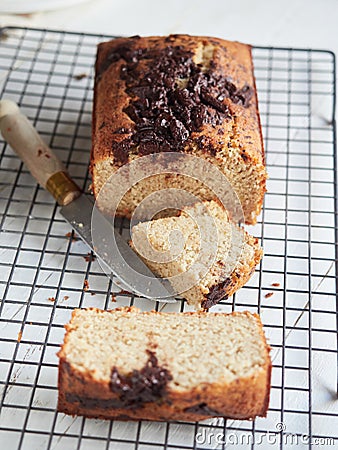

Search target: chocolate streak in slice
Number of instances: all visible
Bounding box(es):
[66,351,172,411]
[97,36,253,163]
[201,277,232,310]
[109,350,172,408]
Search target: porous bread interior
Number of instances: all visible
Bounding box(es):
[130,200,261,309]
[63,308,268,392]
[93,143,265,225]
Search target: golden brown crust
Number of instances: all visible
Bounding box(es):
[58,307,271,421]
[91,35,267,225]
[58,369,270,421]
[201,235,263,309]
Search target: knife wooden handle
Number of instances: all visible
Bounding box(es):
[0,99,81,206]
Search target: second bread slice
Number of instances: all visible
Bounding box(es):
[130,200,262,309]
[58,307,271,422]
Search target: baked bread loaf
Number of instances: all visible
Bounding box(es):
[130,200,262,309]
[91,34,266,225]
[58,307,271,421]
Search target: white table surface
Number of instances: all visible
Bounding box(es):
[0,2,337,448]
[0,0,337,55]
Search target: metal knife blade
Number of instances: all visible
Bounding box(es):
[60,194,176,302]
[0,100,175,303]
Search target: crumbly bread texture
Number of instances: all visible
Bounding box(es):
[58,307,271,421]
[91,34,267,225]
[130,200,262,310]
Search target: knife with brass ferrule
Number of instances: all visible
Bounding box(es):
[0,100,175,302]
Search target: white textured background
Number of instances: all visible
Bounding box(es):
[0,0,337,52]
[0,2,337,449]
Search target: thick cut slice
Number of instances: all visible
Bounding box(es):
[91,34,267,224]
[58,307,271,421]
[130,200,262,310]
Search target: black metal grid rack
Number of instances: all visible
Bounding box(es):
[0,27,337,449]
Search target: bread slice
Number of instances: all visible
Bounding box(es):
[58,307,271,421]
[130,200,262,309]
[91,35,267,225]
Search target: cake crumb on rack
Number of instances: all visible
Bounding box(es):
[271,282,280,287]
[65,232,79,242]
[83,280,89,291]
[111,294,117,302]
[0,30,10,41]
[119,289,131,295]
[48,297,56,302]
[17,330,22,342]
[265,292,274,298]
[73,73,88,80]
[84,252,96,262]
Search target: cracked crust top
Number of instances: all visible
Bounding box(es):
[92,34,264,165]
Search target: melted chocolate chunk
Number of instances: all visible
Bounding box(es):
[202,277,232,309]
[184,402,222,416]
[195,135,217,156]
[96,36,142,78]
[97,38,253,163]
[111,138,132,165]
[109,350,172,408]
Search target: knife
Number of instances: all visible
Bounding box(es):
[0,99,176,302]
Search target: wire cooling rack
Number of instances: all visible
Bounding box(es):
[0,27,337,450]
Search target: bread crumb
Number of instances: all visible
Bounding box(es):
[63,296,69,301]
[17,330,22,342]
[111,294,117,302]
[119,290,130,295]
[65,232,79,242]
[73,73,88,80]
[48,297,56,302]
[0,30,10,41]
[264,292,274,298]
[271,282,280,287]
[83,280,89,291]
[90,292,96,296]
[84,252,96,262]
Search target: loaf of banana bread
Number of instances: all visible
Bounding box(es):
[91,34,266,224]
[58,307,271,421]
